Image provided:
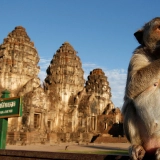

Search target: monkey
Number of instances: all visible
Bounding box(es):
[122,17,160,160]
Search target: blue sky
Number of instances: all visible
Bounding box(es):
[0,0,160,108]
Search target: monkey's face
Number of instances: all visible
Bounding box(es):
[143,18,160,50]
[134,17,160,51]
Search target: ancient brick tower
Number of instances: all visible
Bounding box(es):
[45,42,85,110]
[85,68,112,114]
[0,26,40,96]
[0,26,46,143]
[44,42,85,133]
[72,68,114,133]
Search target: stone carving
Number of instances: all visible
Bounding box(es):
[22,87,49,131]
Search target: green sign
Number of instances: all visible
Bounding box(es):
[0,97,22,118]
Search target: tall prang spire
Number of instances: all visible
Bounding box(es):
[0,26,40,94]
[45,42,85,106]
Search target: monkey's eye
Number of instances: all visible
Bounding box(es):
[157,26,160,30]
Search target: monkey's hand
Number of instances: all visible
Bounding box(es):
[129,145,145,160]
[155,148,160,160]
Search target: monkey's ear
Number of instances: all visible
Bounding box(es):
[134,29,144,45]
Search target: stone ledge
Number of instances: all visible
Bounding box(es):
[0,149,129,160]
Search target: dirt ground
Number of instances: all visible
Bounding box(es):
[6,142,130,153]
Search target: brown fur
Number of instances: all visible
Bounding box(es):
[122,17,160,160]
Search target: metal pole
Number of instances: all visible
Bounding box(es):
[0,90,10,149]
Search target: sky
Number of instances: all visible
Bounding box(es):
[0,0,160,108]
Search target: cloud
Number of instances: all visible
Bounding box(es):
[38,58,127,108]
[38,58,50,69]
[38,70,47,84]
[38,57,50,84]
[104,69,127,108]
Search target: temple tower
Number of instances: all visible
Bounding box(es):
[0,26,40,96]
[72,68,114,133]
[0,26,46,143]
[85,68,112,114]
[45,42,85,110]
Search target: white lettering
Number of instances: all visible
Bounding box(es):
[0,109,13,114]
[0,101,16,108]
[8,109,13,113]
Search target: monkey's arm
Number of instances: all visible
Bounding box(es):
[123,100,146,159]
[126,51,160,99]
[123,101,141,143]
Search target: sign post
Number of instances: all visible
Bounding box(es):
[0,90,22,149]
